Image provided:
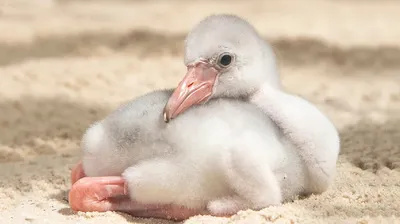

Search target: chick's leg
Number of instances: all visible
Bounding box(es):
[68,161,209,221]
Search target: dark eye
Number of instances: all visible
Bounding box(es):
[218,53,233,67]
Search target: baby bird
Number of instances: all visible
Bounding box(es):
[69,14,340,221]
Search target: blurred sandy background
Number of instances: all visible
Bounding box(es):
[0,0,399,223]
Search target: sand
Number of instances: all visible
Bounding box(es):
[0,0,399,223]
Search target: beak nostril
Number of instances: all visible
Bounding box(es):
[187,82,194,88]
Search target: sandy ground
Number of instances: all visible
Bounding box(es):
[1,0,400,223]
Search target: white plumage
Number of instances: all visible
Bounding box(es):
[80,14,340,215]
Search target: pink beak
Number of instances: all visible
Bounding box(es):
[163,61,218,123]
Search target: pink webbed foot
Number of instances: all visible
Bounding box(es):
[68,162,210,221]
[69,176,128,212]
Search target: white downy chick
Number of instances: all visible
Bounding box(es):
[80,14,339,216]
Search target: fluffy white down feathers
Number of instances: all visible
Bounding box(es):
[80,14,340,215]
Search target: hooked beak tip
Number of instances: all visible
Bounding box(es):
[163,109,171,123]
[163,112,168,123]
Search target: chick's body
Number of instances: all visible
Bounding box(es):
[81,90,306,210]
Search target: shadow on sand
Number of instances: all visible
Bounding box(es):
[339,118,400,172]
[1,29,400,74]
[0,96,110,161]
